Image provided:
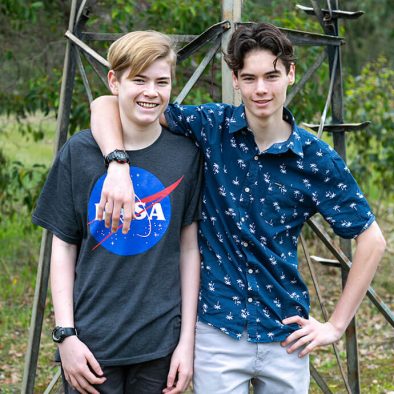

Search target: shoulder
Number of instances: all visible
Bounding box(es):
[161,127,199,152]
[66,129,96,148]
[297,126,339,159]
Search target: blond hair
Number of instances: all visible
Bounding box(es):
[108,30,176,79]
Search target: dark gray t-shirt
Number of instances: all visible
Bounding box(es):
[33,129,202,365]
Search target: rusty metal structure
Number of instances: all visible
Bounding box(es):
[22,1,394,393]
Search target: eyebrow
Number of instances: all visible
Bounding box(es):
[239,69,281,78]
[133,74,171,81]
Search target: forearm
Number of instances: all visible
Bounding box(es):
[50,236,78,327]
[329,221,386,333]
[90,95,124,155]
[179,223,200,345]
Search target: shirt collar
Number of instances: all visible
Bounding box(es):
[228,105,304,158]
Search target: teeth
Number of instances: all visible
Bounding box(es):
[138,102,158,108]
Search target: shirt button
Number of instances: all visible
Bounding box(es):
[244,187,250,193]
[243,241,248,247]
[248,269,253,274]
[248,297,253,303]
[254,155,259,160]
[241,217,245,222]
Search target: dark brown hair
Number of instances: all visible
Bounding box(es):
[224,22,296,75]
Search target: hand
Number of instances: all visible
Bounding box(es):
[59,336,106,394]
[162,342,193,394]
[97,162,134,234]
[281,315,342,357]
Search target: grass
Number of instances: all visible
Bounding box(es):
[0,114,393,393]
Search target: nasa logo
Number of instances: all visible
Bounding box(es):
[88,167,182,256]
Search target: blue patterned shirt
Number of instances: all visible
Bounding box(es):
[165,103,375,343]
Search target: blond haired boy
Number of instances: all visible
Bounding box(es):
[33,31,202,393]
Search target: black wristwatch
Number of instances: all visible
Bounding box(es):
[52,326,78,343]
[104,149,130,168]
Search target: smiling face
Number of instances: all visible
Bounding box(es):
[232,49,295,126]
[108,58,172,130]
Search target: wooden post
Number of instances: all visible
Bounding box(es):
[221,0,242,104]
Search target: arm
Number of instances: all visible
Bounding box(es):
[163,222,200,394]
[281,221,386,357]
[90,96,134,234]
[51,236,106,393]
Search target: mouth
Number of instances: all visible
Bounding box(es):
[253,98,272,105]
[137,102,160,109]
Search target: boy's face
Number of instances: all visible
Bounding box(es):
[232,49,295,124]
[108,58,172,129]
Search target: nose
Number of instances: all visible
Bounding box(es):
[255,78,268,94]
[143,82,158,97]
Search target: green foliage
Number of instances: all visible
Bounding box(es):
[0,151,48,229]
[345,56,394,201]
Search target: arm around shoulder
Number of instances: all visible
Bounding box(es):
[90,95,123,155]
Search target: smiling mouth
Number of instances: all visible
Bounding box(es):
[254,99,271,104]
[137,102,159,108]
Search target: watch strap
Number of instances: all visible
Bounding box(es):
[52,326,77,343]
[104,149,130,168]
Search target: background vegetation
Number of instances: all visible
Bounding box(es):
[0,0,393,392]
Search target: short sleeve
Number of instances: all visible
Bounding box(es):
[182,152,204,227]
[317,150,375,239]
[32,143,81,244]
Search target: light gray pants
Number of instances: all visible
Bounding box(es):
[193,321,310,394]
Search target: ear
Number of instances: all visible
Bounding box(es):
[108,70,119,95]
[288,63,296,86]
[232,71,239,90]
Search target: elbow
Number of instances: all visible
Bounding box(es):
[377,233,387,257]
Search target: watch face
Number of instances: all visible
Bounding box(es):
[52,327,63,343]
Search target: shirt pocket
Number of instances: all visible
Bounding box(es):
[259,178,311,228]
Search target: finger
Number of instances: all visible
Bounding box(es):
[299,341,317,358]
[86,352,105,378]
[69,375,86,394]
[282,315,304,325]
[166,363,178,388]
[104,201,113,229]
[286,334,314,354]
[111,200,122,233]
[281,327,309,346]
[175,372,190,392]
[97,192,107,221]
[122,203,133,234]
[75,374,100,394]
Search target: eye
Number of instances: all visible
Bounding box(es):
[157,80,170,86]
[132,78,145,84]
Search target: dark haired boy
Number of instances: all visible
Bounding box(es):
[90,23,385,394]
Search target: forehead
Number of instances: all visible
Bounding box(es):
[122,58,172,81]
[240,49,286,74]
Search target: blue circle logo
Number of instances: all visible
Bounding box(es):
[88,167,173,255]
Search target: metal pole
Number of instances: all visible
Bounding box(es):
[21,1,81,392]
[325,1,360,391]
[221,0,242,105]
[21,230,53,393]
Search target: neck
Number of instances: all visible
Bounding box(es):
[245,108,292,152]
[122,119,162,150]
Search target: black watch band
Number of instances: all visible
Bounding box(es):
[52,326,78,343]
[104,149,130,168]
